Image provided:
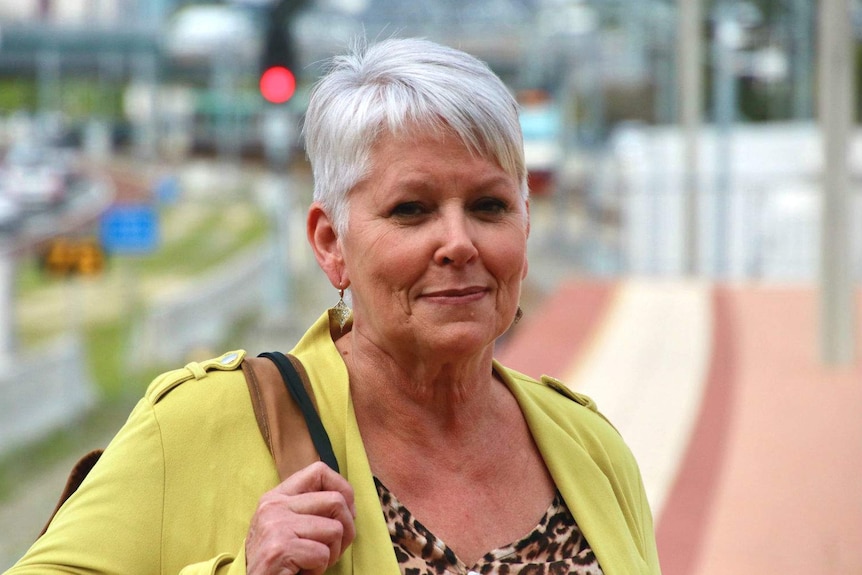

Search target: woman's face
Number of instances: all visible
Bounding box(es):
[336,127,529,362]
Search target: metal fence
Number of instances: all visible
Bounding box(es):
[0,335,96,459]
[584,121,862,281]
[129,244,276,369]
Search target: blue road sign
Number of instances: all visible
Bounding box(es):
[100,204,159,254]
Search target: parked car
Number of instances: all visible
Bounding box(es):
[0,141,72,211]
[0,194,22,234]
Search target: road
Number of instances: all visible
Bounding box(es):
[0,154,151,261]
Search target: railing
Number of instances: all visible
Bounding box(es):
[582,122,862,281]
[0,335,96,458]
[129,244,276,369]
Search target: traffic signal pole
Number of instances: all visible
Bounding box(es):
[259,0,307,90]
[257,0,307,325]
[0,248,17,360]
[818,0,856,365]
[678,0,702,277]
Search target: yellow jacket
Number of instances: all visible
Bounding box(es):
[7,312,661,575]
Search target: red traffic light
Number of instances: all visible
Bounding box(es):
[260,66,296,104]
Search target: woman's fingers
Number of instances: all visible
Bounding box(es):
[286,513,347,572]
[246,462,356,575]
[275,461,357,552]
[274,537,336,575]
[275,461,356,519]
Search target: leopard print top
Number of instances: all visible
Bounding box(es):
[374,477,604,575]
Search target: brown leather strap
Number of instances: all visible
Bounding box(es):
[38,448,103,537]
[241,355,321,481]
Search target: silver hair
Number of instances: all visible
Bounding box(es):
[302,37,528,235]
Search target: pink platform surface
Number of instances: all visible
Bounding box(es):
[498,280,862,574]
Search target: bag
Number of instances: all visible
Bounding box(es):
[37,449,103,537]
[38,351,334,538]
[243,352,338,475]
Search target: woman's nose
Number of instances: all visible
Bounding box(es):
[434,211,478,266]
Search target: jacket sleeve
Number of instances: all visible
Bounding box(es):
[178,549,247,575]
[5,398,166,574]
[626,456,662,574]
[4,398,252,575]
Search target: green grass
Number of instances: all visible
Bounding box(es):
[14,258,48,294]
[84,320,135,399]
[135,203,269,277]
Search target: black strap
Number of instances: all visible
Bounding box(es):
[258,352,340,473]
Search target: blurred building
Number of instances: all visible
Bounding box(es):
[0,0,169,26]
[603,121,862,281]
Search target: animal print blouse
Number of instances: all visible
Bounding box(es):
[374,477,604,575]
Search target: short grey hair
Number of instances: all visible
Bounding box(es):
[302,37,528,235]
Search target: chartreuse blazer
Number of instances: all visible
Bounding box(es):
[8,312,661,575]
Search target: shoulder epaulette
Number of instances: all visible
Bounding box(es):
[145,349,247,404]
[541,374,598,413]
[500,362,599,413]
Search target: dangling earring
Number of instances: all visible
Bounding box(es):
[513,306,524,325]
[331,288,351,331]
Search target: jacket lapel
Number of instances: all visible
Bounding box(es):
[498,365,650,575]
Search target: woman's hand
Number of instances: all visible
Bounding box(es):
[246,461,356,575]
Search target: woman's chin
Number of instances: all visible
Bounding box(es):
[414,320,500,359]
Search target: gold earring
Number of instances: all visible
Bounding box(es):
[331,288,351,331]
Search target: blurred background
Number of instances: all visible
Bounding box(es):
[0,0,860,573]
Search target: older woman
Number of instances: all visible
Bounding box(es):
[7,39,660,575]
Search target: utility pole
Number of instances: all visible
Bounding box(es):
[678,0,702,276]
[0,247,16,362]
[791,0,813,119]
[712,3,740,279]
[818,0,855,365]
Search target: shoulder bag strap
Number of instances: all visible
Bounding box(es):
[37,449,103,538]
[242,352,339,478]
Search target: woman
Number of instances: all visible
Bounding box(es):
[6,38,660,575]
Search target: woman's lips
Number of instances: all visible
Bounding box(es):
[421,286,487,300]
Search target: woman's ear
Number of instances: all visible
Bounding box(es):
[307,202,347,288]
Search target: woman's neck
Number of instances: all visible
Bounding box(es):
[337,330,505,447]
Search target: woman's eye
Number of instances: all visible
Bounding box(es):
[391,202,426,218]
[474,198,508,215]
